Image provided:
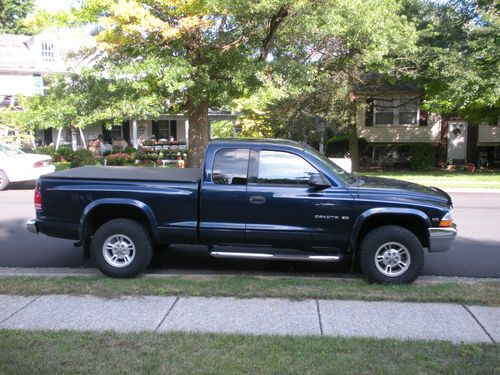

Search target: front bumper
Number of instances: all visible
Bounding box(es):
[428,224,457,252]
[26,218,39,234]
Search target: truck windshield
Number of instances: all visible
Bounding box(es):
[303,144,357,185]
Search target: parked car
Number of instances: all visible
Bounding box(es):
[26,139,456,283]
[0,142,55,191]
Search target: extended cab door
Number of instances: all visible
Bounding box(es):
[245,148,355,251]
[199,148,250,244]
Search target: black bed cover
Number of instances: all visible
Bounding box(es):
[44,166,202,183]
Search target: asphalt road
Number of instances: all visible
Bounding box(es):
[1,182,499,278]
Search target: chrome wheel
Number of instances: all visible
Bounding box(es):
[374,242,411,277]
[102,234,136,268]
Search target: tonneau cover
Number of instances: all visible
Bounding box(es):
[44,166,201,183]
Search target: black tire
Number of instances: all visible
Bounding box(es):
[0,170,9,191]
[359,225,424,284]
[91,218,153,278]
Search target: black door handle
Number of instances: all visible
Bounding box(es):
[249,195,266,204]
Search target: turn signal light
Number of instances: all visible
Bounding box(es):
[439,211,453,227]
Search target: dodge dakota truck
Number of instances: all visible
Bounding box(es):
[26,139,457,283]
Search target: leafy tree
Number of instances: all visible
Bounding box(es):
[0,0,34,34]
[403,0,500,123]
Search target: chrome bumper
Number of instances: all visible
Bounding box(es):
[429,224,457,252]
[26,218,39,234]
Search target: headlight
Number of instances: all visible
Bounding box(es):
[439,210,453,227]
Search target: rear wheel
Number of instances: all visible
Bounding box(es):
[0,170,9,191]
[360,225,424,284]
[91,218,153,278]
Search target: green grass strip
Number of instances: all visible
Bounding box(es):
[1,275,499,306]
[0,330,498,375]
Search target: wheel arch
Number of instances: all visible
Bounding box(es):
[80,199,159,259]
[349,208,430,269]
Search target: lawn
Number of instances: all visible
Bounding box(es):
[362,170,500,189]
[1,275,499,306]
[0,330,498,375]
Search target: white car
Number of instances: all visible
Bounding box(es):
[0,142,55,191]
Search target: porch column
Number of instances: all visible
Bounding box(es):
[78,127,87,148]
[55,128,62,150]
[184,117,189,148]
[132,119,138,148]
[71,128,78,151]
[232,118,237,138]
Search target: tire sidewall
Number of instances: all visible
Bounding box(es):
[91,219,153,278]
[360,225,424,284]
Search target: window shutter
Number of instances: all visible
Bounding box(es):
[122,120,130,142]
[170,120,177,139]
[365,98,374,127]
[152,120,160,140]
[102,124,111,143]
[419,101,428,126]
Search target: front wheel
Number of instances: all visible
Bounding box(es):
[91,218,153,278]
[359,225,424,284]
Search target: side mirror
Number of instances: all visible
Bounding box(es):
[308,173,331,189]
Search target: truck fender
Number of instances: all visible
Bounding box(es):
[349,207,431,259]
[79,198,159,242]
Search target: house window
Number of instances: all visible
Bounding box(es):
[157,120,177,140]
[374,98,395,125]
[110,125,123,140]
[374,97,419,126]
[41,42,55,62]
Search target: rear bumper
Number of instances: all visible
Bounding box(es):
[428,224,457,252]
[26,218,39,234]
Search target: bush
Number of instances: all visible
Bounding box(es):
[57,147,75,162]
[70,149,95,168]
[325,136,349,157]
[410,144,435,171]
[105,153,132,166]
[123,147,137,155]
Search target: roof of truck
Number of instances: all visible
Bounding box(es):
[209,138,304,148]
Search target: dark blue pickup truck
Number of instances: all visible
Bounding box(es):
[26,139,457,283]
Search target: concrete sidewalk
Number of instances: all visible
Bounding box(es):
[0,294,498,344]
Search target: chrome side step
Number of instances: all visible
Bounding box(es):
[209,251,343,262]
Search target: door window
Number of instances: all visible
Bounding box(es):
[212,148,249,185]
[257,150,318,185]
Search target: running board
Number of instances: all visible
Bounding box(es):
[209,251,344,262]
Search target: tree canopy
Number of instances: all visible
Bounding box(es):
[0,0,34,34]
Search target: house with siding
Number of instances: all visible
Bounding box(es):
[355,83,500,167]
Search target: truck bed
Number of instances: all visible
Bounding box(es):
[44,166,202,183]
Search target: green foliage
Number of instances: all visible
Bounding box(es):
[325,136,349,157]
[210,121,234,139]
[403,0,500,122]
[0,0,34,34]
[410,144,435,171]
[70,149,95,168]
[105,153,133,166]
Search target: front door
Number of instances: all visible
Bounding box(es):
[245,149,354,251]
[447,122,468,162]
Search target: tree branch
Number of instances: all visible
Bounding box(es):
[259,4,290,61]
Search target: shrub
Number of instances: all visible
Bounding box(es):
[123,147,137,155]
[325,136,349,157]
[105,152,132,166]
[70,149,95,168]
[57,147,75,162]
[410,144,435,171]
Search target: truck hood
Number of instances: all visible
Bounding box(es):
[349,175,452,206]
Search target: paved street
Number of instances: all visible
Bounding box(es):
[0,183,499,278]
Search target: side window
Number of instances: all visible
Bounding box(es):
[257,150,318,185]
[212,148,249,185]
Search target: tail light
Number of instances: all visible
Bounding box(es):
[34,159,52,168]
[34,186,42,211]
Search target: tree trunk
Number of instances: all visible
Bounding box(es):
[187,99,209,168]
[348,100,359,172]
